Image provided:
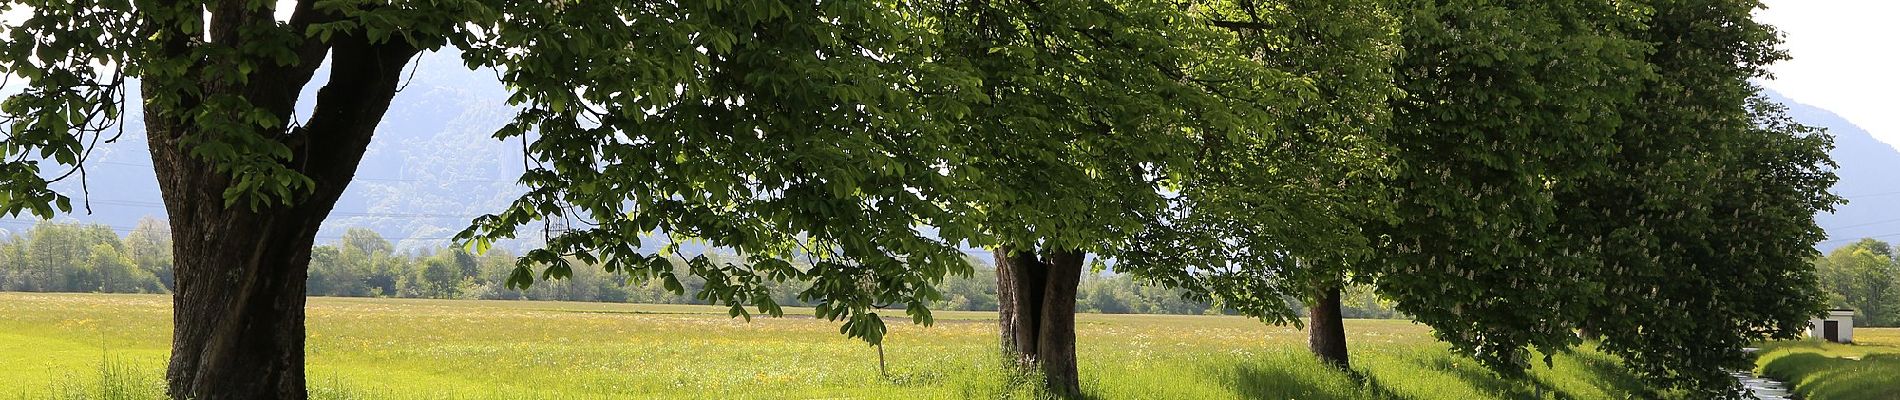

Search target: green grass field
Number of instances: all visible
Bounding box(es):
[0,293,1677,399]
[1756,328,1900,400]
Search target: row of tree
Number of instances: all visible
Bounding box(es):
[4,220,1405,318]
[0,219,172,294]
[0,0,1834,398]
[1814,239,1900,327]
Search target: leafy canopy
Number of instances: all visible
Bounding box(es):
[0,0,1371,344]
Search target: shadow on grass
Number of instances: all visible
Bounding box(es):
[1344,369,1405,399]
[1219,354,1546,400]
[1406,355,1560,399]
[1565,350,1654,398]
[1225,362,1355,400]
[1386,350,1655,400]
[1217,356,1408,400]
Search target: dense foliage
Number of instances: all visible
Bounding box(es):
[0,0,1841,398]
[1814,239,1900,327]
[1368,0,1652,375]
[1113,0,1397,325]
[1560,2,1838,394]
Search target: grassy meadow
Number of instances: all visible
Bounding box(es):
[1756,328,1900,400]
[1,292,1673,399]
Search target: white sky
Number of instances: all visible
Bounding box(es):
[1758,0,1900,147]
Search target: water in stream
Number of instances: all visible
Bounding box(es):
[1732,370,1794,399]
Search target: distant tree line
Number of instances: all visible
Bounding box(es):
[0,220,1402,319]
[1814,238,1900,327]
[0,218,172,294]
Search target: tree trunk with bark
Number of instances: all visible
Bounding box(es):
[995,246,1085,397]
[160,208,322,399]
[143,21,420,399]
[1308,284,1350,370]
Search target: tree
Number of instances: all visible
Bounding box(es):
[4,1,1830,398]
[1546,0,1839,394]
[337,228,400,297]
[441,0,1056,348]
[3,0,465,394]
[447,247,479,278]
[0,236,17,290]
[416,256,461,298]
[340,227,394,257]
[2,1,1078,398]
[930,0,1350,393]
[1185,0,1397,370]
[1358,0,1651,375]
[933,262,999,311]
[1814,239,1900,326]
[306,244,357,297]
[13,222,124,291]
[86,242,161,293]
[1104,0,1405,373]
[1315,0,1834,395]
[123,216,174,291]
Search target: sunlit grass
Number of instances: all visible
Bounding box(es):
[1756,327,1900,400]
[1,293,1664,399]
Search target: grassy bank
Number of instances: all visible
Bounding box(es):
[0,293,1659,399]
[1756,328,1900,400]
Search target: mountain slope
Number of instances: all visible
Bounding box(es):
[5,51,535,251]
[1768,90,1900,251]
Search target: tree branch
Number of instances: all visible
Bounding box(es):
[290,33,421,207]
[1208,19,1268,31]
[251,0,338,128]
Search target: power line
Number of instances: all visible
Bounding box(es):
[1834,188,1900,198]
[77,198,490,219]
[86,160,520,184]
[0,218,471,240]
[1828,216,1900,230]
[1820,232,1900,245]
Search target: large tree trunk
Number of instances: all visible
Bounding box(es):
[995,246,1085,397]
[143,23,419,398]
[161,208,324,399]
[1308,284,1350,370]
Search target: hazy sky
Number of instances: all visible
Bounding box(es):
[1758,0,1900,147]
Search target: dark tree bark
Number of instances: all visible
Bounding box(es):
[143,16,420,398]
[995,245,1085,397]
[996,246,1044,359]
[157,203,322,399]
[1308,284,1350,370]
[1036,250,1083,394]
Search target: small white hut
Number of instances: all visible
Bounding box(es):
[1809,309,1855,343]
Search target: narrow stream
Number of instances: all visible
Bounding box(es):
[1733,347,1794,400]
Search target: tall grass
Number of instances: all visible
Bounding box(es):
[0,293,1677,399]
[11,357,165,400]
